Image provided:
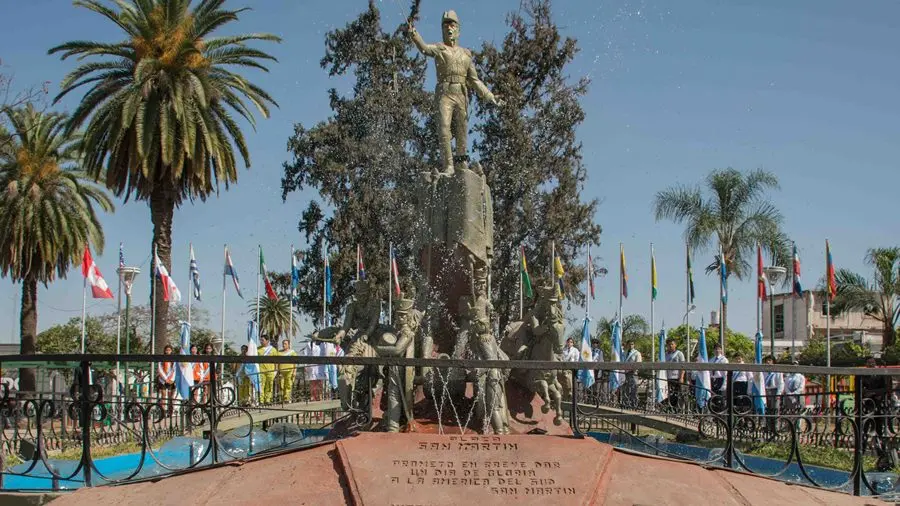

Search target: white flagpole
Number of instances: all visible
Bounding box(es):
[551,241,556,288]
[115,243,123,381]
[618,243,624,321]
[356,244,360,282]
[388,242,393,326]
[756,242,761,334]
[519,246,523,320]
[188,243,193,327]
[151,243,158,355]
[81,259,87,354]
[791,241,797,359]
[290,244,294,337]
[826,240,832,369]
[221,245,227,378]
[586,245,591,319]
[256,245,261,332]
[650,243,655,363]
[323,243,328,327]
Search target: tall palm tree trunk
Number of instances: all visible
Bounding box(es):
[883,321,896,349]
[150,184,176,350]
[19,275,38,393]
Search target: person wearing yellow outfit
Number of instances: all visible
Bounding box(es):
[257,335,278,404]
[278,340,298,403]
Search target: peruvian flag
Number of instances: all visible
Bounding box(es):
[259,247,278,300]
[82,246,113,299]
[757,243,767,301]
[154,248,182,302]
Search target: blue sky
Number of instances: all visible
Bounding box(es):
[1,0,898,346]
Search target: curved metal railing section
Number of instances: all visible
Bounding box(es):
[0,354,896,498]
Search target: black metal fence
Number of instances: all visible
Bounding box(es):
[0,354,897,498]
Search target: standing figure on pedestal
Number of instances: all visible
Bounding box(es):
[372,298,421,432]
[408,10,502,174]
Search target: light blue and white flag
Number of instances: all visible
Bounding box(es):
[694,326,711,409]
[175,322,195,401]
[752,330,767,414]
[656,328,668,404]
[578,318,595,389]
[245,321,261,395]
[189,244,201,301]
[608,319,623,392]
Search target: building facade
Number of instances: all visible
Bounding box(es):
[761,291,883,354]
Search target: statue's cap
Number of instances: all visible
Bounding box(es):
[395,298,415,313]
[442,10,460,25]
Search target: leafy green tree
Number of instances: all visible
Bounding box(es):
[472,0,601,331]
[49,0,280,347]
[593,314,650,359]
[96,303,208,352]
[798,336,869,367]
[0,105,113,391]
[653,168,789,351]
[249,296,298,340]
[37,317,116,354]
[830,247,900,348]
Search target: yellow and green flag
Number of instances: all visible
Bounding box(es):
[651,251,658,300]
[520,246,533,298]
[554,255,566,299]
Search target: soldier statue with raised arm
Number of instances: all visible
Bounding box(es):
[408,10,502,175]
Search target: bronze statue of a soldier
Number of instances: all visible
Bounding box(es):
[409,10,502,175]
[372,298,421,432]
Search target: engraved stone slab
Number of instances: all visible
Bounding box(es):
[337,432,610,505]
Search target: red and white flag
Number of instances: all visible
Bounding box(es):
[154,248,182,302]
[82,246,113,299]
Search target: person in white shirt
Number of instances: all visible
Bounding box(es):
[763,355,784,425]
[783,362,806,412]
[665,339,685,409]
[562,337,580,362]
[710,344,728,394]
[622,340,642,407]
[731,355,750,411]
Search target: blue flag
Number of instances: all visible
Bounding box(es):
[656,328,668,404]
[190,244,201,302]
[324,253,333,304]
[291,250,301,304]
[244,321,261,395]
[695,326,711,409]
[608,319,623,392]
[578,318,595,389]
[751,331,767,414]
[720,258,728,305]
[175,322,195,401]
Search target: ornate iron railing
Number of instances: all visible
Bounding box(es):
[0,354,896,498]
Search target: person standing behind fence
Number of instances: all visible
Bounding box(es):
[784,362,806,412]
[731,354,750,411]
[279,339,297,403]
[710,344,728,394]
[664,338,685,409]
[257,335,278,404]
[623,340,642,407]
[233,345,252,405]
[156,345,176,415]
[763,355,783,420]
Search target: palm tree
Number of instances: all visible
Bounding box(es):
[248,296,298,341]
[653,168,789,350]
[831,247,900,348]
[0,105,114,391]
[49,0,280,347]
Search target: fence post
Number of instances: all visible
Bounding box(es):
[852,374,863,496]
[79,361,93,487]
[570,369,583,438]
[725,369,734,469]
[208,359,219,464]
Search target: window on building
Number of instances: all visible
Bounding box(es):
[774,304,785,334]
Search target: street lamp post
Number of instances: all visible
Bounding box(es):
[118,266,140,397]
[763,265,786,356]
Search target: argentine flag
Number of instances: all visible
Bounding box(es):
[608,319,623,392]
[694,326,712,409]
[245,321,261,396]
[656,328,668,404]
[175,322,195,401]
[578,318,595,389]
[751,331,767,414]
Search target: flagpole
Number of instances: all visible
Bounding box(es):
[81,259,87,354]
[221,245,227,378]
[586,245,592,319]
[115,243,123,385]
[685,242,691,359]
[826,240,831,369]
[356,244,360,282]
[791,241,796,359]
[650,243,654,364]
[519,246,523,320]
[388,242,393,326]
[756,242,761,334]
[256,244,261,332]
[151,243,158,355]
[188,243,193,327]
[323,242,328,328]
[551,241,556,287]
[290,244,295,338]
[618,243,623,321]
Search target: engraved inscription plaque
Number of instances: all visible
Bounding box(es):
[337,433,611,505]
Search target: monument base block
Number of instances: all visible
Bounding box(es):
[337,432,608,506]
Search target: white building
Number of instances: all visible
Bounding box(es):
[761,291,883,354]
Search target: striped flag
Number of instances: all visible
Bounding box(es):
[390,245,401,296]
[259,247,277,300]
[324,251,333,304]
[686,246,695,304]
[357,244,366,280]
[826,240,836,300]
[118,243,125,269]
[189,244,201,302]
[578,317,595,388]
[175,322,195,400]
[608,319,623,392]
[291,249,301,302]
[82,246,114,299]
[792,244,802,296]
[620,244,628,299]
[719,249,727,305]
[554,255,566,299]
[757,243,767,301]
[224,247,243,299]
[651,250,658,300]
[655,328,668,404]
[751,331,767,414]
[695,325,711,409]
[520,246,533,298]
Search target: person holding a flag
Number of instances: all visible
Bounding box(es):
[622,340,642,407]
